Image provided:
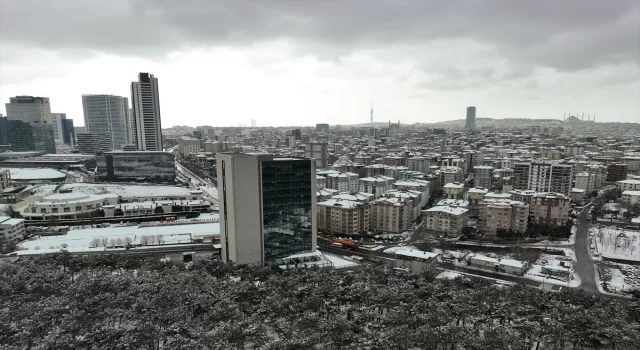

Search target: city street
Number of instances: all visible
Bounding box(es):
[573,203,599,292]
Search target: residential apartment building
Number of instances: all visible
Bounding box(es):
[574,172,595,194]
[82,94,131,150]
[467,187,489,217]
[439,167,464,187]
[607,163,629,182]
[217,154,316,265]
[617,180,640,192]
[423,205,468,237]
[5,96,56,153]
[443,182,464,199]
[532,193,570,227]
[515,162,573,195]
[0,216,25,243]
[317,198,370,235]
[131,73,163,151]
[621,156,640,175]
[406,157,430,174]
[585,164,607,190]
[370,196,412,233]
[326,172,359,192]
[478,200,529,236]
[382,156,406,166]
[359,176,394,197]
[474,166,494,189]
[305,142,328,169]
[621,191,640,206]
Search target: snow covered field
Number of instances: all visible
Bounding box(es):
[15,222,220,255]
[592,226,640,262]
[597,263,640,295]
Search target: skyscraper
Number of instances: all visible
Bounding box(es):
[0,115,9,146]
[51,113,66,141]
[131,73,162,151]
[465,106,476,132]
[82,95,130,150]
[217,154,317,266]
[62,119,75,146]
[5,96,56,153]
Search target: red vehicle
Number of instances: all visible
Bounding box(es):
[331,239,359,249]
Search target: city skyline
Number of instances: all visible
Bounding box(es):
[0,1,638,126]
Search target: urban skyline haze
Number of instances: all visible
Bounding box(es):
[1,1,638,126]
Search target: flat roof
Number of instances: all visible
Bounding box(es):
[0,168,67,180]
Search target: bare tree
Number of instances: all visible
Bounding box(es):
[100,237,109,247]
[108,239,116,248]
[156,234,164,245]
[116,238,123,247]
[124,237,133,247]
[140,235,151,246]
[90,238,100,247]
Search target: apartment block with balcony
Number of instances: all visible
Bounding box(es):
[370,196,412,233]
[532,193,570,227]
[474,166,494,189]
[326,172,359,193]
[443,182,465,199]
[0,216,25,242]
[478,200,529,237]
[317,198,370,235]
[423,205,468,237]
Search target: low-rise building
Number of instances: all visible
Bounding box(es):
[443,182,465,199]
[0,216,25,242]
[571,188,586,202]
[498,259,526,275]
[470,255,499,270]
[390,249,439,274]
[21,192,119,221]
[622,191,640,206]
[423,205,468,237]
[617,180,640,192]
[178,137,201,157]
[317,198,370,235]
[532,193,571,227]
[478,199,529,236]
[96,151,175,183]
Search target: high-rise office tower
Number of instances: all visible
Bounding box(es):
[76,133,112,154]
[82,95,130,150]
[62,119,75,146]
[465,106,476,132]
[131,73,162,151]
[5,96,56,153]
[0,115,9,146]
[51,113,66,141]
[217,154,317,266]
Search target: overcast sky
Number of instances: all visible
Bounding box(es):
[1,0,638,127]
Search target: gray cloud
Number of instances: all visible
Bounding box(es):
[1,0,637,72]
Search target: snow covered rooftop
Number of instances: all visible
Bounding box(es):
[0,168,66,180]
[622,191,640,196]
[471,255,499,264]
[444,183,464,189]
[468,187,489,194]
[318,198,363,209]
[35,183,198,199]
[423,206,468,216]
[499,259,525,268]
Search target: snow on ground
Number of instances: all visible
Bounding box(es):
[359,245,385,251]
[436,271,463,280]
[322,253,360,268]
[15,222,220,255]
[0,204,10,216]
[0,167,66,180]
[28,183,197,200]
[597,263,640,295]
[592,226,640,262]
[525,251,580,287]
[383,246,420,255]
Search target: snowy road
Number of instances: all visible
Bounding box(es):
[574,203,598,293]
[175,162,219,207]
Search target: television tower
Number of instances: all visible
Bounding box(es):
[370,101,374,127]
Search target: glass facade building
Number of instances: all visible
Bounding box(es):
[5,96,56,153]
[217,154,317,266]
[261,159,314,261]
[96,151,175,183]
